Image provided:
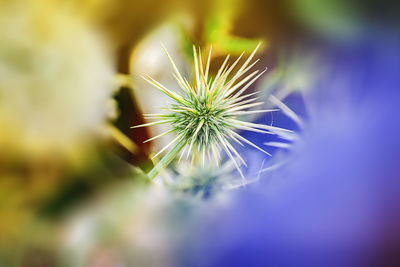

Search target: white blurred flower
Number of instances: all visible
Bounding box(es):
[0,0,114,159]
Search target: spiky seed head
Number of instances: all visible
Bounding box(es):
[133,43,292,180]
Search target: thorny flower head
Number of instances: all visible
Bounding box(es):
[133,43,291,180]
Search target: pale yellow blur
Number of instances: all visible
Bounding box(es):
[0,0,114,162]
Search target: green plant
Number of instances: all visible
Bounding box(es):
[133,44,291,180]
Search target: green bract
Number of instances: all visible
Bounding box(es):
[133,44,291,180]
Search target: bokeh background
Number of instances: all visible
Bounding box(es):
[0,0,399,266]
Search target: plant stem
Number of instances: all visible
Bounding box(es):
[147,138,187,180]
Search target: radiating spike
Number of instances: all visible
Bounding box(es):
[236,42,261,76]
[226,42,262,87]
[192,119,204,139]
[211,144,221,166]
[231,68,268,99]
[216,133,246,182]
[172,73,191,92]
[228,132,244,147]
[230,131,271,156]
[204,45,212,82]
[224,59,261,90]
[230,109,279,116]
[177,146,187,164]
[197,47,209,94]
[161,43,189,93]
[224,91,259,105]
[210,54,230,91]
[142,75,186,104]
[186,140,194,159]
[143,113,169,117]
[223,137,247,167]
[226,121,274,134]
[193,45,201,93]
[264,141,292,149]
[225,97,259,108]
[224,70,259,97]
[269,95,304,128]
[230,119,294,133]
[204,123,209,146]
[152,135,181,159]
[143,129,174,143]
[130,119,172,128]
[227,97,260,108]
[228,102,264,112]
[222,52,244,81]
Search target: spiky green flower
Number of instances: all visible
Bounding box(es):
[133,43,291,180]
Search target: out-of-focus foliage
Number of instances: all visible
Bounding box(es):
[289,0,362,39]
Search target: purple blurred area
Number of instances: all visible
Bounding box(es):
[177,36,400,266]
